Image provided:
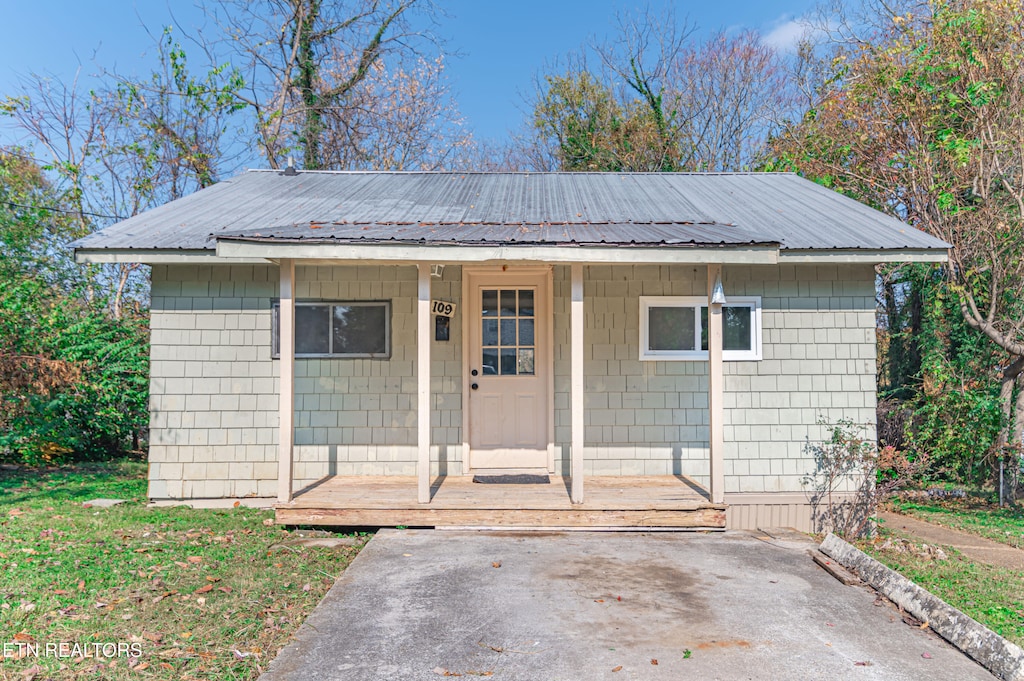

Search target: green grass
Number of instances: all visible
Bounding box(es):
[0,462,366,680]
[891,497,1024,549]
[861,530,1024,646]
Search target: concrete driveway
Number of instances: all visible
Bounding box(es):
[259,530,994,681]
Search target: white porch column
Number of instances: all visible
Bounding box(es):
[417,263,431,503]
[277,259,295,504]
[570,264,585,504]
[707,264,725,504]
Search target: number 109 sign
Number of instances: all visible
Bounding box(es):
[430,300,456,317]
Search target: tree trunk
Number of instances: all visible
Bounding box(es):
[295,0,323,170]
[1013,373,1024,502]
[998,357,1024,501]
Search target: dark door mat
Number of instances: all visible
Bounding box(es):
[472,474,551,485]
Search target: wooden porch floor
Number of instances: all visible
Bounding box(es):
[275,475,726,529]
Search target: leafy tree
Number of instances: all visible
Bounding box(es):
[770,0,1024,485]
[0,152,148,464]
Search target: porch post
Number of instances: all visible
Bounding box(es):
[417,263,431,503]
[707,264,725,504]
[570,264,584,504]
[277,259,295,504]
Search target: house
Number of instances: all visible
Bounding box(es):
[73,171,949,531]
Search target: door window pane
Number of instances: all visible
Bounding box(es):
[723,306,753,351]
[482,349,499,375]
[518,290,534,316]
[501,319,517,345]
[500,290,517,316]
[517,348,535,375]
[333,304,387,355]
[519,319,535,345]
[648,307,695,351]
[482,290,498,316]
[295,305,330,354]
[482,319,498,346]
[500,348,517,375]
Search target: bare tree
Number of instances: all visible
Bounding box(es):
[672,31,796,171]
[520,10,798,172]
[200,0,459,170]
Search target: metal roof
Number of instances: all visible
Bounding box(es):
[72,170,951,252]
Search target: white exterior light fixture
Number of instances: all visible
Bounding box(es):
[710,272,727,304]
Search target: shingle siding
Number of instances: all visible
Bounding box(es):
[147,262,876,501]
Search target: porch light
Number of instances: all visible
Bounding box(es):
[430,264,445,278]
[711,272,727,304]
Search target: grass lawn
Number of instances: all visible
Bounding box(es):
[0,461,366,680]
[891,496,1024,549]
[861,530,1024,647]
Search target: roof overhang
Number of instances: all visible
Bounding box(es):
[75,243,950,266]
[74,248,265,265]
[777,248,949,263]
[212,239,781,265]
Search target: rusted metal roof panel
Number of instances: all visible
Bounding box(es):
[72,170,951,252]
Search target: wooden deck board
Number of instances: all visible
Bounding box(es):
[275,475,727,529]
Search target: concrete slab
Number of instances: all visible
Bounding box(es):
[81,498,125,508]
[259,530,994,681]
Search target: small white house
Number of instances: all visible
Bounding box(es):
[74,171,949,531]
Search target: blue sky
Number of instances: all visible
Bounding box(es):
[0,0,816,145]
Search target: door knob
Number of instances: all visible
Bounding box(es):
[471,369,479,376]
[471,383,479,390]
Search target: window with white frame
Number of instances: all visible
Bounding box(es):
[639,296,762,361]
[272,301,390,358]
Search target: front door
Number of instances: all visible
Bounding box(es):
[465,268,552,471]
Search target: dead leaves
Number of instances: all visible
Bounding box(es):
[491,561,501,569]
[20,664,45,680]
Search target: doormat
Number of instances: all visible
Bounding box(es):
[472,474,550,485]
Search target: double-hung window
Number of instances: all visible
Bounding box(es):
[639,296,762,361]
[272,301,391,358]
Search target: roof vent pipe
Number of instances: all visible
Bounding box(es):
[283,156,298,176]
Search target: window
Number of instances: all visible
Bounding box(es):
[272,301,390,358]
[480,288,535,375]
[639,296,761,361]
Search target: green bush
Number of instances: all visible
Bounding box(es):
[0,277,148,465]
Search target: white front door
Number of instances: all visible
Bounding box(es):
[465,268,552,471]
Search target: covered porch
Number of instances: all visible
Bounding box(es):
[275,474,726,528]
[252,256,747,521]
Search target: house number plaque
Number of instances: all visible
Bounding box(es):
[430,300,456,317]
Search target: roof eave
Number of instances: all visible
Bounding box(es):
[213,238,781,265]
[777,248,949,264]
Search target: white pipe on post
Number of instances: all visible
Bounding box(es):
[417,264,431,504]
[570,264,585,504]
[278,259,295,504]
[707,264,725,504]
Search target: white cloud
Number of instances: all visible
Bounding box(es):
[762,16,816,53]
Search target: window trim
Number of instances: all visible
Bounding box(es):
[639,296,762,362]
[271,300,391,359]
